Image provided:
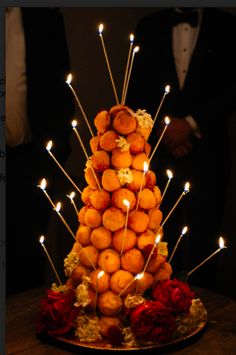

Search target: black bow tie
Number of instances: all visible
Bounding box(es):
[171,11,199,27]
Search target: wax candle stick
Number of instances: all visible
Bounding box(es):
[94,270,105,313]
[187,237,226,276]
[46,140,82,195]
[153,85,171,125]
[168,226,188,264]
[122,45,140,105]
[121,34,134,105]
[118,272,144,297]
[37,178,55,208]
[120,199,130,257]
[142,234,161,273]
[66,191,79,215]
[54,202,77,241]
[98,24,119,104]
[148,116,171,164]
[39,235,62,286]
[136,161,149,210]
[66,74,94,138]
[159,169,173,207]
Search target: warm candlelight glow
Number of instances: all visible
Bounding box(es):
[55,202,61,213]
[71,119,77,128]
[118,272,143,297]
[123,199,130,209]
[66,73,72,84]
[153,86,171,124]
[68,191,75,200]
[98,23,104,34]
[219,236,225,249]
[135,272,144,280]
[164,116,171,125]
[160,169,174,207]
[97,270,105,279]
[149,117,171,164]
[130,33,134,42]
[39,178,47,190]
[46,140,53,151]
[94,270,105,312]
[122,45,140,104]
[165,85,171,94]
[167,169,173,180]
[39,235,45,244]
[133,45,140,53]
[182,226,188,235]
[136,162,149,210]
[168,226,188,264]
[184,182,190,194]
[155,234,161,244]
[121,199,131,257]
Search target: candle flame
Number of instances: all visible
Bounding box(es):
[219,236,225,249]
[143,161,149,173]
[46,140,53,151]
[135,272,144,280]
[133,46,140,53]
[71,119,78,128]
[164,116,171,125]
[39,235,45,244]
[55,202,61,213]
[123,199,130,208]
[68,191,75,200]
[165,85,171,94]
[98,23,104,34]
[66,73,72,84]
[97,270,105,279]
[155,234,161,244]
[182,226,188,235]
[184,182,190,194]
[39,178,47,190]
[130,33,134,42]
[166,169,173,179]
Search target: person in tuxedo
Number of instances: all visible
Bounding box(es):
[6,8,75,295]
[127,8,236,292]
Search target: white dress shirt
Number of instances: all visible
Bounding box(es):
[6,7,32,147]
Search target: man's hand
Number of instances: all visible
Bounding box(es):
[160,117,193,149]
[169,139,193,157]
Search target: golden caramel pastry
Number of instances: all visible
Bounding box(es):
[90,135,100,153]
[154,262,173,283]
[94,110,111,134]
[113,228,137,253]
[98,249,120,273]
[102,207,125,232]
[110,270,135,297]
[137,229,155,250]
[144,141,151,156]
[84,166,101,190]
[101,169,121,192]
[99,317,122,337]
[153,186,162,206]
[126,169,146,192]
[146,254,166,273]
[145,170,156,190]
[148,208,163,230]
[111,148,132,169]
[71,242,81,254]
[90,189,111,210]
[111,188,136,212]
[132,152,149,171]
[84,208,102,228]
[76,225,91,246]
[128,210,150,233]
[137,188,157,210]
[136,126,152,140]
[90,150,110,172]
[90,226,112,250]
[109,104,129,118]
[78,206,87,225]
[85,287,96,311]
[113,111,137,135]
[100,130,119,151]
[135,272,154,294]
[81,186,93,205]
[90,269,110,294]
[79,245,99,269]
[71,265,90,285]
[126,132,145,155]
[98,291,123,316]
[121,248,145,274]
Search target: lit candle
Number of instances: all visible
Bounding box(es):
[66,191,79,215]
[94,270,105,312]
[71,121,101,190]
[136,161,149,210]
[118,272,144,297]
[159,169,174,207]
[66,74,94,137]
[54,202,77,242]
[98,24,119,104]
[168,226,188,264]
[121,33,134,105]
[122,45,140,105]
[120,199,131,257]
[187,237,227,277]
[142,234,161,273]
[37,178,55,208]
[148,116,171,164]
[153,85,171,125]
[39,235,62,286]
[46,140,82,195]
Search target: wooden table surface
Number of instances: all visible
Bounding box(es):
[6,286,236,354]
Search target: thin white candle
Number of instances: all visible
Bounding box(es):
[122,45,140,105]
[39,235,62,286]
[188,237,226,276]
[66,74,94,137]
[94,270,105,312]
[142,234,161,273]
[159,169,174,207]
[37,178,55,208]
[120,199,130,257]
[118,272,144,297]
[46,140,82,195]
[149,116,171,164]
[98,24,119,104]
[121,33,134,105]
[168,226,188,264]
[153,85,171,125]
[66,191,79,215]
[136,161,149,210]
[54,202,77,241]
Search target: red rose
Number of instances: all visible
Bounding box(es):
[152,279,195,315]
[130,301,176,343]
[35,289,79,336]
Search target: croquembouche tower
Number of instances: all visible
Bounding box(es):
[36,25,210,349]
